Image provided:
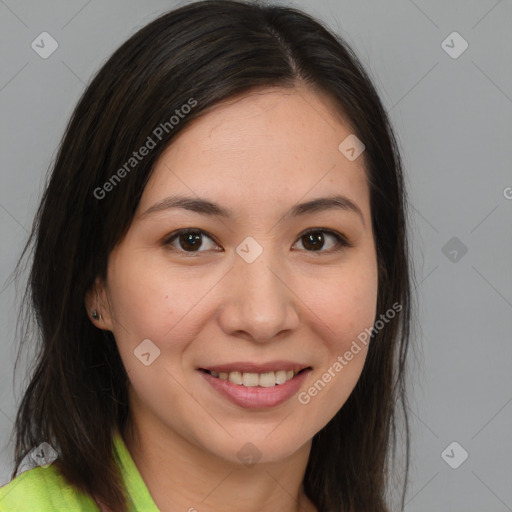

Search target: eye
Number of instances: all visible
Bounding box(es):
[163,227,351,255]
[163,229,221,253]
[292,228,351,253]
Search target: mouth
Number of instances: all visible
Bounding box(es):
[198,365,313,409]
[199,367,311,387]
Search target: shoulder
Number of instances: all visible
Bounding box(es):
[0,464,99,511]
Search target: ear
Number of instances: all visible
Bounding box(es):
[84,276,114,331]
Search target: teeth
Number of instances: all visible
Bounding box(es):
[228,371,243,385]
[259,372,276,388]
[275,370,287,385]
[242,372,260,387]
[208,369,301,387]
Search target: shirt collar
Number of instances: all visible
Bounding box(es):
[112,429,160,511]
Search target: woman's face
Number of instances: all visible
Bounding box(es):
[93,86,378,464]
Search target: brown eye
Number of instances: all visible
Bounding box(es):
[164,229,220,253]
[294,229,350,253]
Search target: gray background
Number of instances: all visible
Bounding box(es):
[1,1,511,510]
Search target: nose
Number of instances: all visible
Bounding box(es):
[218,251,300,343]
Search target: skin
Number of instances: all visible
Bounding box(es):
[86,85,378,512]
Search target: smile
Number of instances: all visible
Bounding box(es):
[198,366,312,409]
[201,368,309,387]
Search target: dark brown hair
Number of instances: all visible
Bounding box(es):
[9,1,413,510]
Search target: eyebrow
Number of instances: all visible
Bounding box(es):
[140,194,365,226]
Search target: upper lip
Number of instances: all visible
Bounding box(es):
[199,360,311,374]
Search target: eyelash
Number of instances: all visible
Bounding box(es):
[162,228,352,256]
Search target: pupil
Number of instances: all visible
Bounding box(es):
[303,232,324,251]
[180,232,202,251]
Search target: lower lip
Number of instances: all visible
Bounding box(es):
[199,369,311,409]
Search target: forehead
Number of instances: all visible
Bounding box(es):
[138,87,370,220]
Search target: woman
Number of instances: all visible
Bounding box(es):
[0,1,413,510]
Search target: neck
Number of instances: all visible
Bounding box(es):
[122,417,317,512]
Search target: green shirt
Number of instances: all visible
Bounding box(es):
[0,431,160,511]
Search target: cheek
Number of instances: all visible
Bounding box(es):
[106,267,191,414]
[295,256,377,416]
[106,254,212,343]
[304,259,378,347]
[297,297,375,426]
[105,255,223,401]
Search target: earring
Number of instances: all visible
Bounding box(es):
[92,310,103,321]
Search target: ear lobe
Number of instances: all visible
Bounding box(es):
[84,276,114,331]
